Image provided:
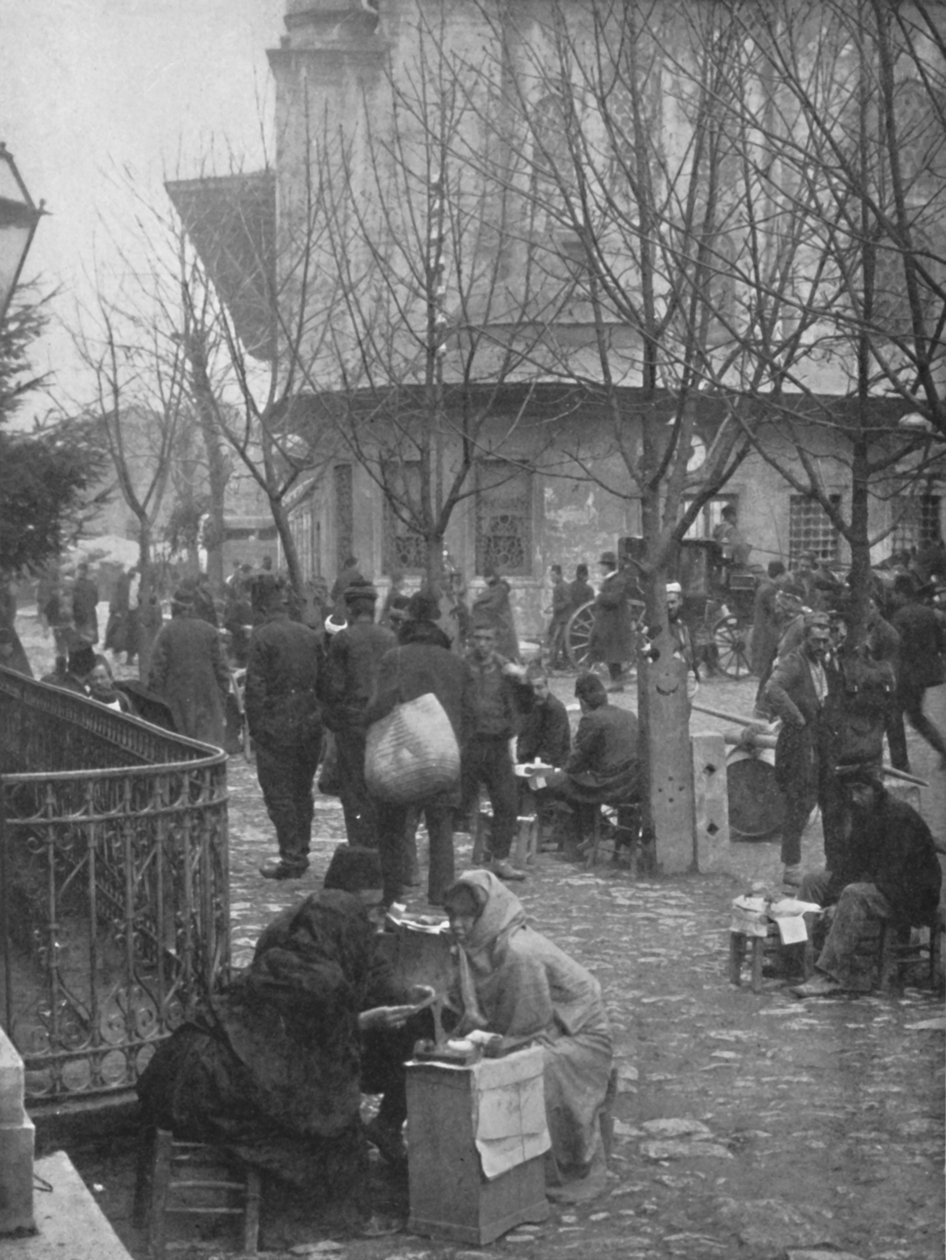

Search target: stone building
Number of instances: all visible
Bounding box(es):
[174,0,946,637]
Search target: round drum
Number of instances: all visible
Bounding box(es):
[726,747,786,841]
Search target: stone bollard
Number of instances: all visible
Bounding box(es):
[0,1027,35,1236]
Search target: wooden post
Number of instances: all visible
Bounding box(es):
[638,640,696,875]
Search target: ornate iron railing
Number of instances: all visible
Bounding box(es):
[0,667,229,1109]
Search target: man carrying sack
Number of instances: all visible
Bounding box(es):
[365,591,474,908]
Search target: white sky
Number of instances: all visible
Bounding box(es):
[0,0,286,419]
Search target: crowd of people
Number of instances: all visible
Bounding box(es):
[2,537,944,1235]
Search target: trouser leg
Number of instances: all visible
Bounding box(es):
[885,697,909,770]
[902,684,946,758]
[817,881,892,991]
[778,785,811,868]
[375,800,408,907]
[480,738,518,859]
[293,736,322,851]
[424,804,455,904]
[335,727,378,847]
[255,743,309,868]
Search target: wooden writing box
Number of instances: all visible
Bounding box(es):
[406,1046,549,1245]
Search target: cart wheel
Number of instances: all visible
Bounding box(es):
[713,614,751,679]
[565,601,598,669]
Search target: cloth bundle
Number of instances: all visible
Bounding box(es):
[365,691,460,804]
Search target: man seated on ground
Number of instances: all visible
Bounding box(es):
[540,672,641,852]
[516,667,571,770]
[137,846,433,1234]
[792,768,942,998]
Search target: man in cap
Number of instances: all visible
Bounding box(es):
[246,575,326,880]
[763,611,843,887]
[792,768,942,997]
[322,578,397,847]
[147,586,230,746]
[591,550,635,691]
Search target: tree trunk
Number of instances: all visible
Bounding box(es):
[636,564,697,875]
[135,523,161,682]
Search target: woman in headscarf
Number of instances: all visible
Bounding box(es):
[442,870,613,1201]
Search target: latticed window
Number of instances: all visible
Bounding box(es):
[333,464,353,573]
[381,461,426,573]
[890,493,942,554]
[789,495,841,566]
[475,461,533,576]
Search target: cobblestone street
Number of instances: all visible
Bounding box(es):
[57,653,945,1260]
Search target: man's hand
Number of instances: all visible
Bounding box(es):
[359,1004,418,1032]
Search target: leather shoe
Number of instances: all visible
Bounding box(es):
[259,859,308,880]
[791,974,845,998]
[490,858,526,881]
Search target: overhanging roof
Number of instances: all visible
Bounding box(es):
[166,171,276,361]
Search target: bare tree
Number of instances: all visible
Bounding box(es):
[72,287,187,675]
[708,0,946,641]
[268,14,578,599]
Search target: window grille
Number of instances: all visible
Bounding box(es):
[380,461,426,574]
[475,461,533,576]
[890,493,941,554]
[789,495,841,566]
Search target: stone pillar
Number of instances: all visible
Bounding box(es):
[0,1028,34,1236]
[692,732,730,872]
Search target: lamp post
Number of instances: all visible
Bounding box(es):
[0,144,44,325]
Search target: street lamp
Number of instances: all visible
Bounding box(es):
[0,144,44,324]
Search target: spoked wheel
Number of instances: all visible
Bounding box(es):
[565,601,598,670]
[713,614,752,679]
[565,599,643,674]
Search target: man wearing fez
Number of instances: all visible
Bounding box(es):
[322,579,397,848]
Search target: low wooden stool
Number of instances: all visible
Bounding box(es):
[135,1128,261,1259]
[878,913,943,992]
[729,920,814,993]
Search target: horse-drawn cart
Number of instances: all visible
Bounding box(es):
[563,538,760,678]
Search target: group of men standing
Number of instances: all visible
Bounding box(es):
[242,574,556,909]
[753,566,945,999]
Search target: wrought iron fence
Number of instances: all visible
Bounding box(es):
[0,667,229,1109]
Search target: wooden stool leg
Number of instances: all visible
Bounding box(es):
[133,1128,155,1230]
[243,1167,262,1254]
[750,937,765,993]
[148,1129,173,1260]
[728,932,745,986]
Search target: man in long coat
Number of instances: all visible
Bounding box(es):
[590,550,635,691]
[245,575,325,880]
[366,591,474,907]
[148,588,230,747]
[763,613,843,888]
[322,581,397,847]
